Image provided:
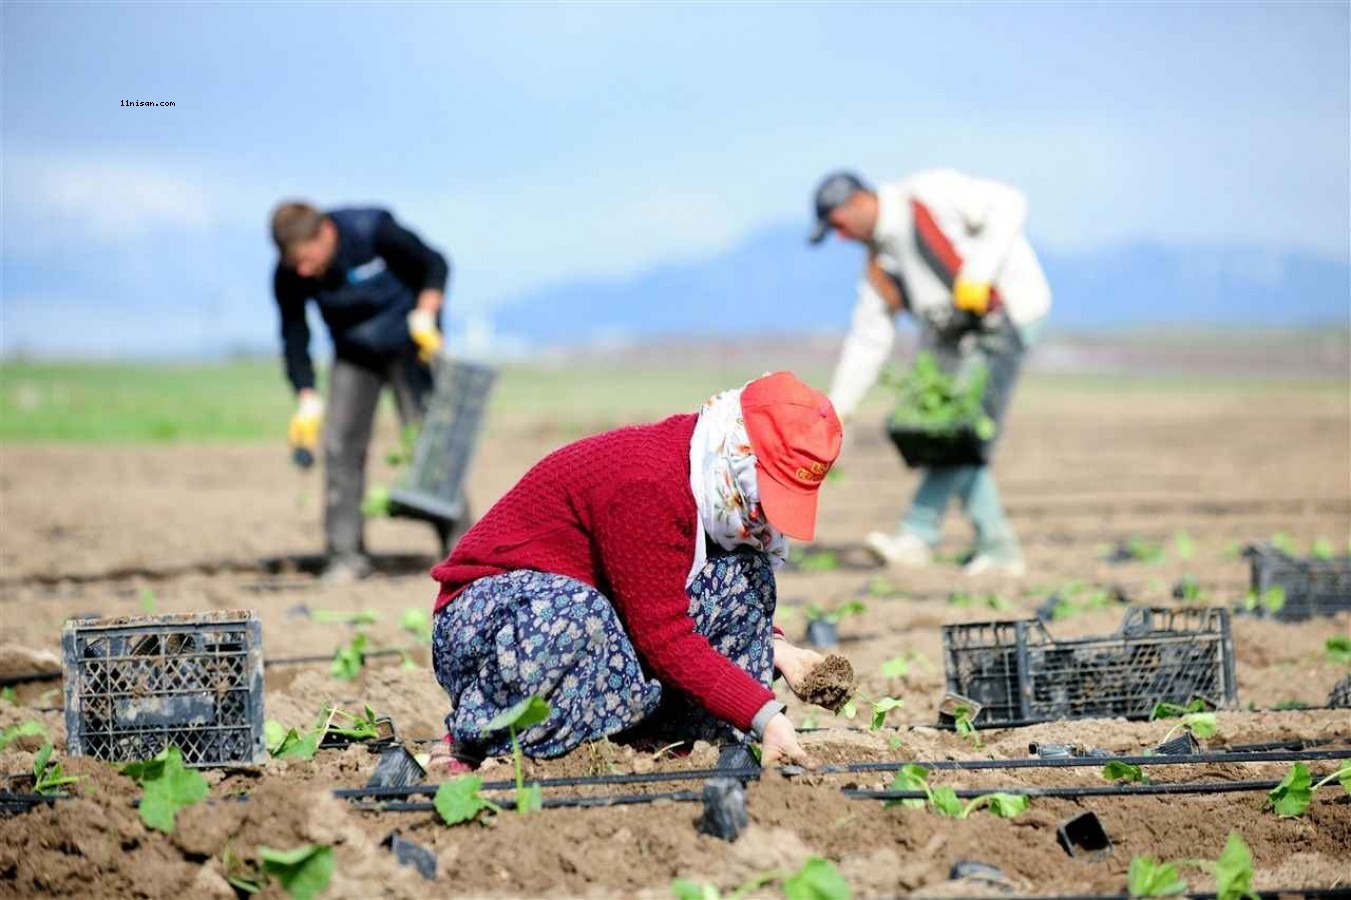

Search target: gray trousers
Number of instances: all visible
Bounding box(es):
[324,355,431,558]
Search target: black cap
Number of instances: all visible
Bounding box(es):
[809,170,870,245]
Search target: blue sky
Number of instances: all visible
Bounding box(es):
[3,1,1348,356]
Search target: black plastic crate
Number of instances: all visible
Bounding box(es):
[885,421,988,469]
[941,607,1237,727]
[62,611,265,766]
[389,357,497,551]
[1242,543,1351,621]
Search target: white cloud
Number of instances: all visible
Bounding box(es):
[4,154,220,251]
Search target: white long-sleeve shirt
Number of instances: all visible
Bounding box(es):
[828,169,1052,419]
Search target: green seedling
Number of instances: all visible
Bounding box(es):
[1270,532,1297,555]
[484,695,551,815]
[1265,761,1351,818]
[1325,636,1351,666]
[330,633,369,681]
[259,844,334,900]
[1160,712,1218,745]
[783,856,851,900]
[32,742,82,795]
[0,720,46,750]
[1127,855,1189,897]
[1172,530,1195,561]
[1240,586,1285,615]
[384,423,420,467]
[797,550,841,572]
[803,599,866,624]
[883,764,1028,819]
[1212,831,1258,900]
[399,608,434,645]
[1222,541,1243,559]
[864,575,897,598]
[1149,698,1209,720]
[223,847,266,894]
[360,485,391,518]
[264,718,321,760]
[671,872,779,900]
[879,649,932,679]
[947,592,1012,611]
[1272,699,1311,711]
[0,686,15,703]
[952,703,980,747]
[434,774,503,825]
[1173,574,1205,603]
[886,351,996,441]
[1102,761,1148,784]
[869,697,904,730]
[139,587,157,614]
[1310,538,1335,560]
[121,745,208,833]
[312,608,380,626]
[323,704,383,741]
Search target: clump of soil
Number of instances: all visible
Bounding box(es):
[798,654,857,712]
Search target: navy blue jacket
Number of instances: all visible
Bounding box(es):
[273,207,450,391]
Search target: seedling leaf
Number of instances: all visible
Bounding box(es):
[330,633,368,681]
[884,763,930,809]
[1213,832,1257,900]
[928,785,964,818]
[880,656,909,678]
[968,792,1029,818]
[0,720,46,750]
[869,697,904,730]
[434,776,499,825]
[783,855,851,900]
[1325,636,1351,666]
[1127,855,1188,897]
[1266,763,1312,818]
[1103,761,1147,784]
[399,608,434,645]
[259,844,334,900]
[485,696,551,733]
[122,745,208,833]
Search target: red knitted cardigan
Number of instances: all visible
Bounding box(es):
[431,413,776,731]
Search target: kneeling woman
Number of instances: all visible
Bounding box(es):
[428,371,842,767]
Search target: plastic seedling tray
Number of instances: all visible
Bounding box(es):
[388,357,497,554]
[1242,543,1351,621]
[1328,674,1351,709]
[62,611,265,766]
[941,607,1237,727]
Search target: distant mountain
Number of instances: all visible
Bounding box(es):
[491,224,1350,345]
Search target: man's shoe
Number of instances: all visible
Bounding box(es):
[321,553,373,583]
[962,552,1026,578]
[864,530,933,568]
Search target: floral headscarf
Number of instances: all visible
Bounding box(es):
[686,385,788,586]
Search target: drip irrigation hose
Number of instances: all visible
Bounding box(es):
[264,648,409,667]
[348,788,701,813]
[334,747,1350,801]
[845,778,1292,801]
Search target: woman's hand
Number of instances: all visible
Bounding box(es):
[774,635,824,700]
[761,712,813,768]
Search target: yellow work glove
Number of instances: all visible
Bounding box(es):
[407,309,443,363]
[287,393,324,469]
[953,278,992,316]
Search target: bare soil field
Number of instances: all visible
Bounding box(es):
[1,377,1348,898]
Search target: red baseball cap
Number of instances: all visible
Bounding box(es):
[741,371,843,541]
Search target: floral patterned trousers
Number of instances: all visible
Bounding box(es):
[432,548,776,758]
